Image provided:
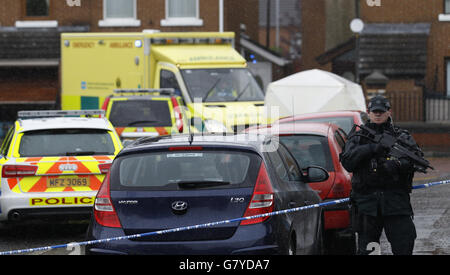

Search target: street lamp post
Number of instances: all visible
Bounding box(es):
[350,18,364,84]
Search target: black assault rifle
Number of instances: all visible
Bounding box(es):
[350,124,434,173]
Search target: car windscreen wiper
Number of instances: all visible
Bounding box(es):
[177,180,230,189]
[66,151,111,156]
[233,82,250,101]
[202,78,221,102]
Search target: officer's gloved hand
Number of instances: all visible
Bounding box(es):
[371,143,389,156]
[381,159,400,174]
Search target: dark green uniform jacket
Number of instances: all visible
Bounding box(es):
[340,118,421,217]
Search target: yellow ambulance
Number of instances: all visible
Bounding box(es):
[61,32,269,133]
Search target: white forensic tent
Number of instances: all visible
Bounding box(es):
[264,69,366,119]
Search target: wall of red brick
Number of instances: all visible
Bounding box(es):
[361,0,450,93]
[0,0,260,103]
[0,0,259,39]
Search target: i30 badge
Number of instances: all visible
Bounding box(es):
[171,201,188,215]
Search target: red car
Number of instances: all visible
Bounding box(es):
[246,122,355,254]
[274,110,369,135]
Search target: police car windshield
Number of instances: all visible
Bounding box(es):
[19,129,116,157]
[181,68,264,102]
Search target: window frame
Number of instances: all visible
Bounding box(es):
[439,0,450,21]
[445,0,450,14]
[161,0,203,27]
[446,57,450,97]
[98,0,141,27]
[22,0,52,19]
[16,0,58,28]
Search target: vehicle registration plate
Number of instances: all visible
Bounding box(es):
[47,177,90,188]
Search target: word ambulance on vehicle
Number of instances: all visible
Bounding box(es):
[61,32,269,133]
[0,110,122,223]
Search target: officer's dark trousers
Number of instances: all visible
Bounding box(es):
[357,214,416,255]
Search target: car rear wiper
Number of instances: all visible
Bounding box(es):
[127,120,158,126]
[177,180,230,189]
[66,151,110,156]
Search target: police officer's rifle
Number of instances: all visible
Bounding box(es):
[350,124,434,173]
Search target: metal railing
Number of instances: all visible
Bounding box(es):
[424,93,450,122]
[386,91,450,122]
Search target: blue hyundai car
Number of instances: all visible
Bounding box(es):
[86,134,327,255]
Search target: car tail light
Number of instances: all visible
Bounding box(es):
[98,163,112,174]
[101,97,111,111]
[94,172,122,228]
[241,162,274,225]
[2,165,38,178]
[171,96,184,133]
[327,173,350,199]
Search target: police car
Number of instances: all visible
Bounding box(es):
[0,110,122,223]
[101,89,189,141]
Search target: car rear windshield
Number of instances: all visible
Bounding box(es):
[290,116,354,134]
[280,135,334,171]
[109,99,173,127]
[112,149,262,191]
[19,129,116,157]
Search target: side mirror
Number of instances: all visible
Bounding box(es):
[304,166,329,183]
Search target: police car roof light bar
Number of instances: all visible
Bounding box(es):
[18,110,105,119]
[113,88,175,96]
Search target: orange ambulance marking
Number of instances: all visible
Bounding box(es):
[7,178,18,190]
[155,127,168,135]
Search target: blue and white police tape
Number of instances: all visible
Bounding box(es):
[412,178,450,190]
[0,178,449,255]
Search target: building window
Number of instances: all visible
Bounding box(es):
[99,0,141,27]
[168,0,197,18]
[16,0,57,28]
[439,0,450,21]
[446,59,450,96]
[105,0,134,19]
[161,0,203,26]
[25,0,49,17]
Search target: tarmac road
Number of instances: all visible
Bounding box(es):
[0,158,449,255]
[379,157,450,255]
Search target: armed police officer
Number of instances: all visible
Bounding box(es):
[340,95,426,255]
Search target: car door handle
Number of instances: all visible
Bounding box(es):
[304,200,311,206]
[289,201,297,208]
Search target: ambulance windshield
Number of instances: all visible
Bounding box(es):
[181,68,264,102]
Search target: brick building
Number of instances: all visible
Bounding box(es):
[301,0,450,152]
[301,0,450,123]
[0,0,259,135]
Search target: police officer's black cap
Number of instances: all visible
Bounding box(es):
[368,95,391,112]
